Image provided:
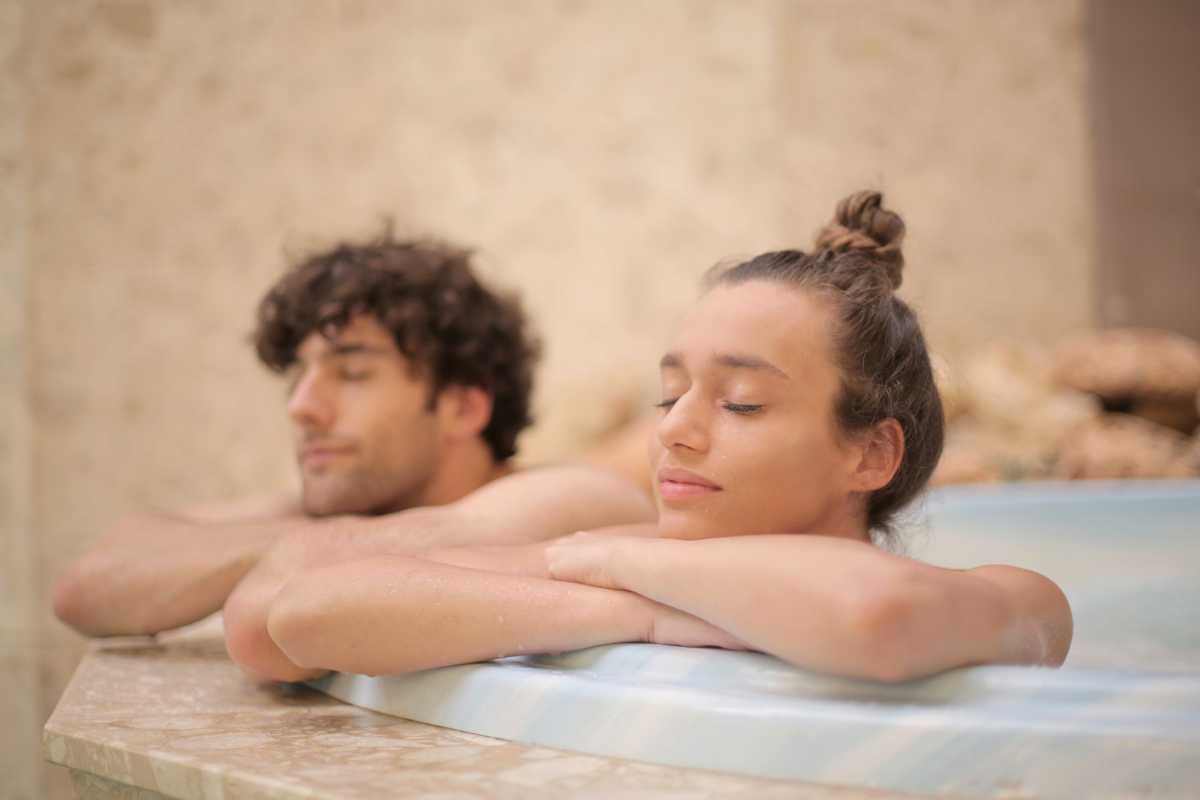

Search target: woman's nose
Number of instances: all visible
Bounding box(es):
[287,370,334,430]
[655,393,709,454]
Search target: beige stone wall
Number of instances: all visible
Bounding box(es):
[7,1,1091,796]
[1,3,43,798]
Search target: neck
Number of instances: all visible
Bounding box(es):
[415,437,511,508]
[803,495,873,543]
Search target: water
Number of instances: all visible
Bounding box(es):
[913,480,1200,670]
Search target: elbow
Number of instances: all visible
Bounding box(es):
[52,557,119,636]
[838,571,929,684]
[1040,580,1074,667]
[223,588,323,683]
[1016,576,1074,668]
[51,564,89,632]
[267,561,451,678]
[264,583,327,675]
[265,575,425,677]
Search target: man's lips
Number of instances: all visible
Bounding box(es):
[657,467,722,501]
[299,443,356,467]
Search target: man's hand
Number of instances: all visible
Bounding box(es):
[646,602,749,651]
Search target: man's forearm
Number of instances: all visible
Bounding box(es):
[220,512,467,683]
[221,466,658,682]
[266,557,654,678]
[53,509,296,637]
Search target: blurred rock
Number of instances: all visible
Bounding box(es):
[932,419,1056,486]
[959,342,1101,449]
[1129,396,1200,434]
[1053,414,1197,480]
[930,353,967,424]
[1053,328,1200,404]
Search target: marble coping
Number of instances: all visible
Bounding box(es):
[43,617,907,799]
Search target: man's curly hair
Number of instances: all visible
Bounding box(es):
[254,234,540,462]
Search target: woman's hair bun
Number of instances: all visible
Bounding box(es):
[812,191,906,289]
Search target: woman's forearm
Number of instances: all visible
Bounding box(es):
[609,535,1010,681]
[266,557,654,677]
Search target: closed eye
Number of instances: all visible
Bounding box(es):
[654,398,679,410]
[723,402,763,415]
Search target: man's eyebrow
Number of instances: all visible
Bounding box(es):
[327,342,391,357]
[295,342,392,365]
[715,352,791,380]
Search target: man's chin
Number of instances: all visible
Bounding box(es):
[301,486,374,517]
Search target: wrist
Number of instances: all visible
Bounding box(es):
[616,536,681,594]
[606,537,642,591]
[616,589,660,644]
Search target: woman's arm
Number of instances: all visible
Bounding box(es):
[547,533,1073,682]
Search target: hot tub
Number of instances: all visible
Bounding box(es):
[313,480,1200,798]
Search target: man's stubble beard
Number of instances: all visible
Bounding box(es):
[302,465,401,517]
[300,452,435,517]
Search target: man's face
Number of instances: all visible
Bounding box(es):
[287,315,441,516]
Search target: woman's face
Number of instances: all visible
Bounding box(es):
[650,280,868,540]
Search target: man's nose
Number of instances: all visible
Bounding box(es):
[287,370,334,430]
[655,392,709,454]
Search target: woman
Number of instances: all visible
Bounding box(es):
[241,192,1073,683]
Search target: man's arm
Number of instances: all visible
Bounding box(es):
[547,533,1073,683]
[223,466,656,681]
[262,554,740,679]
[268,559,651,677]
[52,495,303,637]
[434,465,656,545]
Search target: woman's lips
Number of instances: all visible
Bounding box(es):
[657,468,722,502]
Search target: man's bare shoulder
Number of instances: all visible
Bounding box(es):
[171,493,303,524]
[446,462,656,539]
[461,462,649,504]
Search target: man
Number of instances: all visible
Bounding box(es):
[52,235,654,663]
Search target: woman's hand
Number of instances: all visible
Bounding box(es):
[544,531,629,589]
[547,532,749,652]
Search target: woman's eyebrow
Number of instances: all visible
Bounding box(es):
[714,352,791,380]
[659,351,790,380]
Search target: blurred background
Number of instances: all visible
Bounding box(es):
[2,1,1197,797]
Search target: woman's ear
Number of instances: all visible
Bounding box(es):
[435,385,494,442]
[850,418,904,493]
